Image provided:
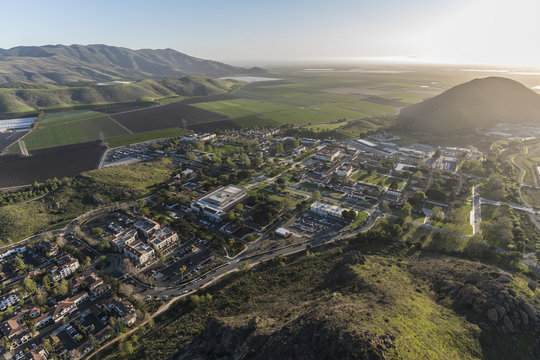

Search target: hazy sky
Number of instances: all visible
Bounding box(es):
[1,0,539,66]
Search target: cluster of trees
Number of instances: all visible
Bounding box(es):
[481,205,540,252]
[247,193,295,227]
[342,209,358,222]
[460,157,516,179]
[0,178,69,206]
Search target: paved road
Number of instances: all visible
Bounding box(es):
[471,185,481,235]
[479,197,537,214]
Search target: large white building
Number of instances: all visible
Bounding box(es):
[192,185,246,220]
[310,201,351,219]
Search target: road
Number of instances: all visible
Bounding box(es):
[471,185,481,235]
[479,197,537,214]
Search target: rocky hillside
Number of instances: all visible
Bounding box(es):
[395,77,540,135]
[0,44,262,85]
[98,246,540,360]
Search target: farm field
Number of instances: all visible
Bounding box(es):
[0,131,28,153]
[106,127,189,148]
[2,69,487,153]
[0,141,106,188]
[40,109,104,126]
[111,101,229,133]
[22,116,129,150]
[192,98,289,117]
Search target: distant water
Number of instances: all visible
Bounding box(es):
[220,76,282,83]
[302,69,408,73]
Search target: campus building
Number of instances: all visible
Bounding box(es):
[191,185,246,220]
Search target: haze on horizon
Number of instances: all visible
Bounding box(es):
[1,0,539,67]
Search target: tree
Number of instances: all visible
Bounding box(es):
[56,279,69,297]
[431,206,444,221]
[23,278,37,295]
[412,191,426,205]
[221,211,236,222]
[401,203,412,218]
[311,190,321,202]
[433,149,441,159]
[180,265,187,280]
[14,256,27,273]
[342,209,357,222]
[92,227,104,237]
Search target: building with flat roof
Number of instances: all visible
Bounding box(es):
[124,240,155,266]
[148,228,179,252]
[275,227,291,238]
[310,201,350,219]
[109,228,138,252]
[313,147,341,162]
[134,218,160,239]
[192,185,246,220]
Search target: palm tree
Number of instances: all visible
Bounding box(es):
[180,265,187,280]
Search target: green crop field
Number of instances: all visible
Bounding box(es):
[105,127,189,148]
[192,99,289,117]
[265,108,333,125]
[40,110,104,126]
[23,116,130,150]
[310,104,370,119]
[340,100,397,115]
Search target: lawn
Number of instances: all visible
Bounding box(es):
[304,120,348,132]
[353,171,404,188]
[40,110,105,126]
[106,127,189,148]
[23,116,130,150]
[349,211,369,228]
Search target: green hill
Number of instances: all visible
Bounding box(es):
[0,75,239,114]
[0,44,262,85]
[395,77,540,135]
[98,245,540,360]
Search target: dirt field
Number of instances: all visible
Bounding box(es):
[111,102,229,133]
[0,141,106,187]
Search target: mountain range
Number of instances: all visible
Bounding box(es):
[0,44,261,86]
[396,77,540,135]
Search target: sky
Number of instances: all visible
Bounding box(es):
[1,0,539,67]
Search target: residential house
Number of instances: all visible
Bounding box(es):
[49,255,80,282]
[106,296,137,326]
[0,290,19,311]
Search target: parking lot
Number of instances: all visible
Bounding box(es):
[289,211,346,237]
